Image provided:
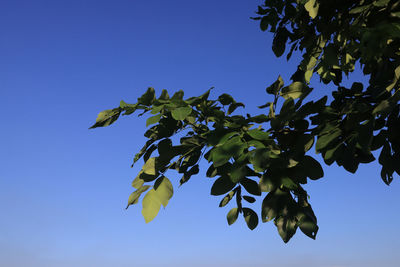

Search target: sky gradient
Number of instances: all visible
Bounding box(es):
[1,0,399,266]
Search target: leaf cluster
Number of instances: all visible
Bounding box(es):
[90,0,400,242]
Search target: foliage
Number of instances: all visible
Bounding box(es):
[90,0,400,242]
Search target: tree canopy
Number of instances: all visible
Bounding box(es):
[90,0,400,243]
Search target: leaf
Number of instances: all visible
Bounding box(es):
[349,4,371,14]
[180,164,200,185]
[171,106,192,121]
[261,193,277,222]
[218,94,235,105]
[133,139,156,164]
[211,176,236,196]
[304,0,319,18]
[89,108,121,129]
[301,156,324,180]
[171,90,184,100]
[240,178,261,196]
[210,136,246,167]
[143,157,157,175]
[266,75,284,95]
[280,82,310,100]
[281,177,298,189]
[126,185,151,209]
[272,28,289,57]
[146,114,162,127]
[259,173,276,192]
[247,129,270,141]
[299,216,319,239]
[120,100,138,115]
[219,190,236,207]
[227,102,245,115]
[229,163,247,183]
[243,195,256,203]
[159,89,169,100]
[132,172,145,189]
[138,87,156,106]
[243,208,259,230]
[154,176,174,207]
[316,128,342,152]
[227,207,239,225]
[275,216,298,243]
[141,189,162,223]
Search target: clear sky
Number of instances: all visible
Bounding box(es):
[1,0,399,266]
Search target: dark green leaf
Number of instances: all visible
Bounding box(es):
[227,102,245,115]
[316,128,342,152]
[89,108,121,129]
[275,216,298,243]
[266,75,284,95]
[240,178,261,196]
[138,87,156,106]
[218,94,234,105]
[301,156,324,180]
[227,207,239,225]
[219,190,236,207]
[243,208,259,230]
[243,195,256,203]
[211,176,236,196]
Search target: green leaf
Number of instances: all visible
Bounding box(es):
[180,164,199,185]
[280,82,310,100]
[132,172,145,189]
[210,136,246,167]
[261,192,277,222]
[126,185,151,209]
[304,0,319,18]
[275,216,298,243]
[154,176,174,207]
[211,176,236,196]
[229,163,247,183]
[171,90,184,100]
[120,100,138,115]
[227,102,245,115]
[138,87,156,106]
[247,129,270,141]
[218,94,235,105]
[243,195,256,203]
[316,128,342,152]
[299,216,319,239]
[143,157,157,175]
[227,207,239,225]
[141,189,162,223]
[219,190,236,207]
[159,89,169,100]
[272,28,289,57]
[281,176,298,189]
[240,178,261,196]
[171,106,192,121]
[301,156,324,180]
[259,173,276,192]
[89,108,121,129]
[349,4,371,14]
[243,208,259,230]
[266,75,284,95]
[146,114,162,127]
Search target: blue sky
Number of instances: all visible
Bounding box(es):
[1,0,399,266]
